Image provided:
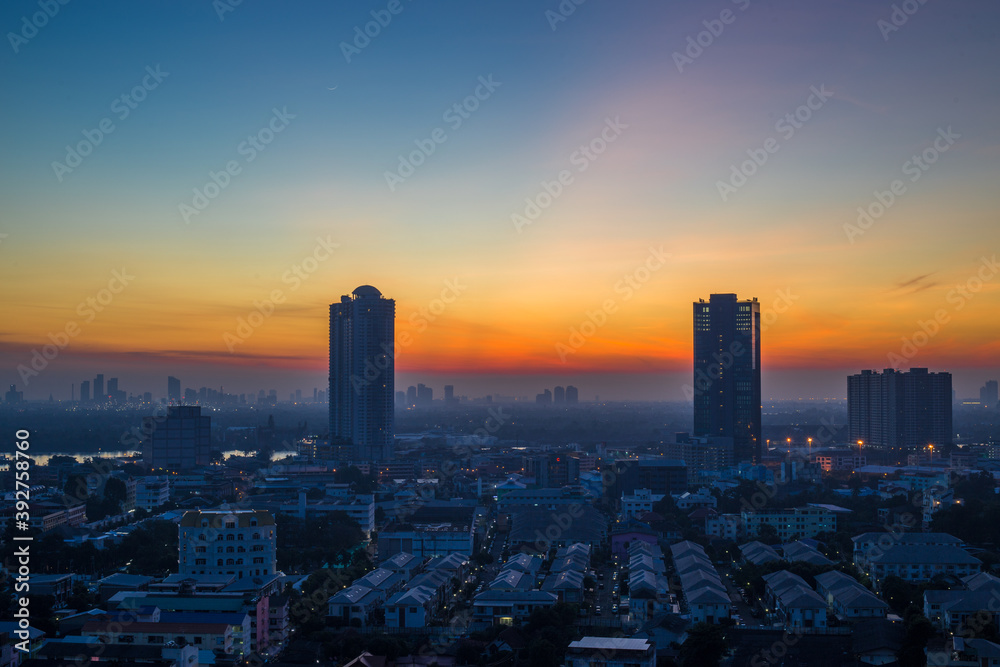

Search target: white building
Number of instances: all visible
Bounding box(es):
[620,488,663,519]
[134,477,170,511]
[178,509,277,580]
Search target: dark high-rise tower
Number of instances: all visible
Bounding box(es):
[168,376,181,403]
[693,293,761,463]
[80,380,90,403]
[93,374,104,402]
[143,405,211,470]
[329,285,395,461]
[981,380,999,409]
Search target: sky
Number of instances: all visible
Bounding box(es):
[1,0,998,402]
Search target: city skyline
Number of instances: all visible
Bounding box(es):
[2,1,999,402]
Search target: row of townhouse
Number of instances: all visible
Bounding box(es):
[328,552,470,629]
[669,541,729,625]
[761,570,828,630]
[540,543,589,605]
[738,540,832,567]
[813,570,889,620]
[925,572,1000,634]
[628,541,670,623]
[473,543,591,625]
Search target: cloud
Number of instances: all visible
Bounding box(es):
[892,273,939,294]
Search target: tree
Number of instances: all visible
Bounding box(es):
[882,576,922,614]
[66,581,97,611]
[104,477,127,507]
[471,550,494,567]
[897,610,934,667]
[528,639,557,667]
[757,523,780,545]
[64,473,89,502]
[679,622,727,667]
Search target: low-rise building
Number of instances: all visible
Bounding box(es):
[327,585,384,628]
[135,477,170,511]
[762,570,828,630]
[620,489,663,519]
[472,591,558,625]
[814,570,888,620]
[866,544,980,587]
[742,506,836,542]
[566,637,655,667]
[385,586,436,629]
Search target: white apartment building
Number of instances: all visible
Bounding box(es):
[179,509,277,580]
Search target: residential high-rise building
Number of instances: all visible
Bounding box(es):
[329,285,395,461]
[692,293,761,463]
[416,383,433,406]
[178,509,277,580]
[444,384,456,405]
[168,376,181,403]
[553,386,565,404]
[79,380,90,403]
[981,380,999,409]
[406,385,417,407]
[93,374,104,402]
[566,386,579,404]
[848,368,952,452]
[143,405,212,470]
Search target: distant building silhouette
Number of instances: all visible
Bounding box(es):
[5,384,24,404]
[981,380,999,409]
[93,374,104,402]
[107,377,125,403]
[693,293,761,463]
[848,368,952,452]
[536,388,552,405]
[416,383,433,406]
[444,384,457,405]
[566,386,579,404]
[553,386,565,404]
[406,385,417,407]
[143,405,211,470]
[329,285,395,461]
[167,376,181,403]
[79,380,90,403]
